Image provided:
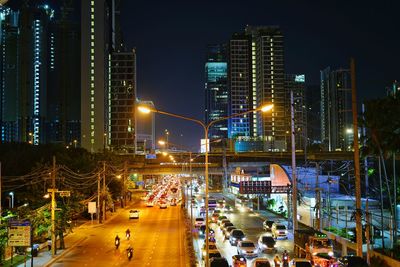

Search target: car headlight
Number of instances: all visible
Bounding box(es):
[313,252,317,256]
[274,244,277,248]
[328,251,334,257]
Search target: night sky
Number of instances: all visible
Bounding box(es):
[121,0,399,150]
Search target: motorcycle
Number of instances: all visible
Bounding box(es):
[127,247,133,261]
[115,238,120,249]
[126,232,130,240]
[282,253,289,267]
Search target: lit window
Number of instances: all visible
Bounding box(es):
[91,62,94,67]
[91,56,94,60]
[91,7,94,12]
[91,42,94,47]
[91,97,94,102]
[91,125,94,130]
[91,21,94,26]
[91,69,94,74]
[91,104,94,109]
[91,111,94,116]
[91,118,94,123]
[91,14,94,20]
[91,49,94,54]
[91,1,95,6]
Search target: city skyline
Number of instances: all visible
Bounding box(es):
[121,0,400,149]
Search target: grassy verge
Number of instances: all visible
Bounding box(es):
[2,255,31,267]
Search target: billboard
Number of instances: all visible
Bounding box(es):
[200,139,209,153]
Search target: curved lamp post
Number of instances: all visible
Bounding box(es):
[138,103,273,267]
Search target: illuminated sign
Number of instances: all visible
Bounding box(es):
[295,74,305,83]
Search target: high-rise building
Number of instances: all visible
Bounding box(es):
[0,6,19,143]
[109,49,136,153]
[320,67,352,151]
[18,3,54,145]
[228,26,286,151]
[204,44,228,140]
[46,0,80,146]
[228,33,251,139]
[81,0,113,152]
[285,74,306,151]
[305,84,321,146]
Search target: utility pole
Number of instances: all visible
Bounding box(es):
[97,173,101,224]
[290,90,298,231]
[350,58,363,256]
[102,161,106,223]
[315,162,321,231]
[189,152,193,234]
[362,103,371,264]
[0,162,2,224]
[51,156,57,256]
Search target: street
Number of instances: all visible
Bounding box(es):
[50,199,186,267]
[191,192,294,266]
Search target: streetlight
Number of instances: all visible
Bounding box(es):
[9,192,14,209]
[138,103,273,266]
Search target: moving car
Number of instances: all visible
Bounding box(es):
[337,256,369,267]
[221,222,234,232]
[210,257,229,267]
[159,202,167,209]
[219,219,230,229]
[223,226,237,240]
[237,240,258,258]
[202,243,219,259]
[271,223,288,239]
[217,216,228,225]
[199,225,215,237]
[129,210,139,219]
[252,258,272,267]
[232,255,247,267]
[146,201,154,207]
[289,258,312,267]
[257,234,276,252]
[195,217,205,228]
[229,229,246,245]
[262,220,274,232]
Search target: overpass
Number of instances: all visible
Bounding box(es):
[122,151,354,176]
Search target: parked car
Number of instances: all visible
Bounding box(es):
[199,225,215,237]
[129,210,139,219]
[257,234,276,252]
[271,223,288,239]
[237,240,258,258]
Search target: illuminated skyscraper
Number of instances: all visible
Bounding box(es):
[81,0,113,152]
[228,26,286,151]
[18,3,54,145]
[320,67,352,151]
[0,6,19,142]
[205,44,228,140]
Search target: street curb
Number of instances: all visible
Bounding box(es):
[43,236,87,267]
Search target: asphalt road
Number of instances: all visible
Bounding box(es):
[192,192,294,266]
[51,200,186,267]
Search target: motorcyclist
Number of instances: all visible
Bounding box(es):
[126,228,131,239]
[115,235,120,248]
[126,244,133,261]
[273,255,281,267]
[282,250,289,267]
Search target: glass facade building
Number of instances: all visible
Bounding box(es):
[320,67,352,151]
[204,44,228,141]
